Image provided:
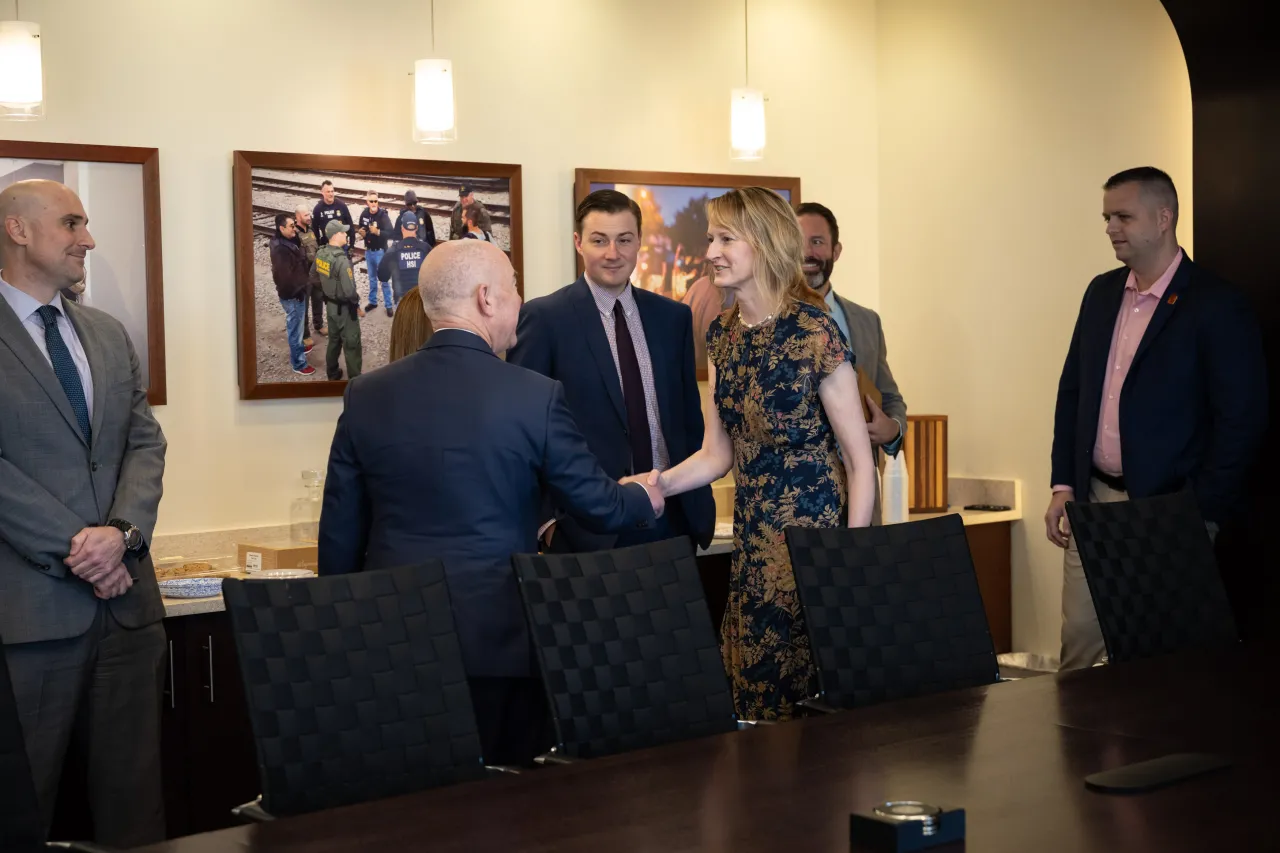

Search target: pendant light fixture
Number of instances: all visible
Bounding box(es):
[730,0,764,160]
[0,1,43,121]
[413,0,456,144]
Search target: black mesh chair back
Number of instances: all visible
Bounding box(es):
[0,634,43,853]
[222,562,485,817]
[1066,490,1238,664]
[513,537,738,759]
[785,515,999,710]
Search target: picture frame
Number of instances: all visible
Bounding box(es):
[1,140,167,404]
[573,168,800,379]
[233,150,523,400]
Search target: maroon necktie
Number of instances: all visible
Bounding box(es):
[613,302,653,474]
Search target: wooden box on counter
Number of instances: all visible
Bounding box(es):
[905,415,948,513]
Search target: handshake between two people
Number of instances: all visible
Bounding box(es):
[619,469,669,519]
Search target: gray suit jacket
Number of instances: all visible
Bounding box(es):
[833,292,907,434]
[0,295,166,645]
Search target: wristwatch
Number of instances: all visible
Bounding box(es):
[107,519,147,556]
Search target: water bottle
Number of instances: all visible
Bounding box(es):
[881,451,910,524]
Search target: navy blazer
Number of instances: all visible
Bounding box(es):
[317,330,655,678]
[507,277,716,550]
[1051,255,1267,523]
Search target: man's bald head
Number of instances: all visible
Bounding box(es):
[417,240,521,352]
[0,179,94,297]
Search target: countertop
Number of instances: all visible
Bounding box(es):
[161,502,1022,619]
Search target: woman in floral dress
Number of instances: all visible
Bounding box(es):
[652,187,876,720]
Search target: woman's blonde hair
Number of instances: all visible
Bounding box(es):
[705,187,825,313]
[388,286,434,362]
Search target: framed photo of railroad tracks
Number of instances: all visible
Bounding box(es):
[574,168,799,379]
[233,150,522,400]
[1,140,167,404]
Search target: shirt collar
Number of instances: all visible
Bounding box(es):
[1125,248,1183,299]
[585,275,637,317]
[0,273,64,324]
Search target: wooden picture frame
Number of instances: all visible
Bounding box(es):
[233,151,523,400]
[1,140,167,404]
[573,168,800,380]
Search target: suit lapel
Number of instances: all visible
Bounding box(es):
[64,301,108,447]
[1130,255,1192,372]
[0,292,87,445]
[834,294,868,370]
[1083,271,1128,390]
[633,290,677,447]
[570,279,627,426]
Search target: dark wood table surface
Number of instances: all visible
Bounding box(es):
[136,642,1276,853]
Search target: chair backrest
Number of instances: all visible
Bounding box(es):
[785,515,1000,710]
[0,634,44,853]
[1066,491,1238,664]
[222,563,485,817]
[513,537,738,759]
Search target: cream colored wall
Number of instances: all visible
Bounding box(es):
[9,0,880,535]
[876,0,1192,658]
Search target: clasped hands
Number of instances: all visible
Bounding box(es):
[619,469,669,519]
[65,526,133,600]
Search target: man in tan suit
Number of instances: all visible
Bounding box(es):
[0,180,168,847]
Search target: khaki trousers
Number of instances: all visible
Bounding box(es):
[1058,477,1127,670]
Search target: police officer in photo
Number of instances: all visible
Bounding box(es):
[358,192,395,316]
[313,220,363,380]
[395,190,438,248]
[312,179,353,256]
[377,211,431,304]
[450,185,492,240]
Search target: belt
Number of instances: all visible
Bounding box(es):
[1090,467,1126,493]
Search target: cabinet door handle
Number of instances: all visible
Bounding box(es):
[167,640,175,709]
[202,635,214,703]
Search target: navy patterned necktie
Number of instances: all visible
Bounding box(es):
[36,304,91,443]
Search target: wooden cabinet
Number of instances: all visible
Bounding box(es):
[160,611,259,837]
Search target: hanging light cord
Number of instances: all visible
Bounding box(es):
[430,0,436,54]
[743,0,749,86]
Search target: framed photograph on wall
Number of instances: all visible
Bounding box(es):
[1,140,167,404]
[573,168,800,379]
[233,151,523,400]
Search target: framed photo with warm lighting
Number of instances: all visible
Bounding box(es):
[232,150,522,400]
[573,168,800,379]
[0,140,168,404]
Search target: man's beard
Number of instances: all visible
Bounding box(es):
[804,256,834,291]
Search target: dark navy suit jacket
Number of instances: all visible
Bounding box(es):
[317,330,655,677]
[1051,255,1267,523]
[507,277,716,551]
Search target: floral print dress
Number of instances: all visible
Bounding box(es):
[707,298,851,720]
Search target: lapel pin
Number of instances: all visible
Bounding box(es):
[1167,293,1178,306]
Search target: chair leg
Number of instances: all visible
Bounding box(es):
[231,795,275,822]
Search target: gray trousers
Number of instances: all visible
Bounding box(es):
[3,604,167,847]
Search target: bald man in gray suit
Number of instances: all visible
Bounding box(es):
[0,180,168,847]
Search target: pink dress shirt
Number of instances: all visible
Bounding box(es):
[1054,249,1183,493]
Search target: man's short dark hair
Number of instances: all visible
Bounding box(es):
[575,189,642,235]
[274,213,293,230]
[1104,167,1179,225]
[796,202,839,246]
[320,180,334,190]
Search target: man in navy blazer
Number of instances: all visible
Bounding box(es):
[1046,167,1267,669]
[318,240,662,765]
[507,190,716,553]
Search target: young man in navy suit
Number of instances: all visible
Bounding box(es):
[1046,167,1267,669]
[508,190,716,554]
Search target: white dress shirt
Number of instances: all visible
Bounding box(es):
[0,274,95,418]
[584,277,669,470]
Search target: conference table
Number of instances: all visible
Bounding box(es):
[136,643,1276,853]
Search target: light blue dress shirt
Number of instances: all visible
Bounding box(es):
[0,274,95,418]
